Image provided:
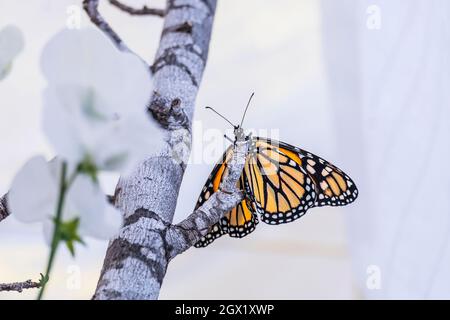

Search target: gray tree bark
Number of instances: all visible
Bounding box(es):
[91,0,246,300]
[0,194,8,222]
[0,279,41,293]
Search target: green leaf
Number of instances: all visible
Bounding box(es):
[77,154,98,183]
[58,218,85,257]
[39,273,49,286]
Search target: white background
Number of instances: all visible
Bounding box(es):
[0,0,448,299]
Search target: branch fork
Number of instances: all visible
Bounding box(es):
[165,140,249,258]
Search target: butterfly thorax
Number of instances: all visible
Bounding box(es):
[234,126,257,156]
[233,126,246,142]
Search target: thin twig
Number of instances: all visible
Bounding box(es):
[109,0,166,17]
[0,193,8,222]
[0,279,41,293]
[83,0,130,52]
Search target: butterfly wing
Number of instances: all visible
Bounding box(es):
[221,175,259,238]
[255,138,358,207]
[195,136,358,247]
[193,148,230,247]
[244,138,317,224]
[194,146,258,248]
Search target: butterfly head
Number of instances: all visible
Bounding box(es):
[206,92,255,142]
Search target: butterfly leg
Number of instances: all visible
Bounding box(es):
[223,134,234,143]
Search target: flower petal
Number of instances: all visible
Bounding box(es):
[8,156,58,223]
[42,86,87,165]
[0,25,24,80]
[40,28,163,174]
[42,218,55,246]
[117,113,166,175]
[40,28,153,115]
[95,204,123,240]
[67,175,123,240]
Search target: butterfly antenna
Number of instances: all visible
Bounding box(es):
[205,106,236,128]
[240,92,255,127]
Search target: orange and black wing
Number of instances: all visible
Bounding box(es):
[221,175,259,238]
[243,138,317,224]
[256,138,358,208]
[194,146,258,248]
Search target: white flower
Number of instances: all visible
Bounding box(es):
[0,25,24,80]
[8,156,123,241]
[40,28,164,174]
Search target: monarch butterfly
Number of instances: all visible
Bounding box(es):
[194,93,358,248]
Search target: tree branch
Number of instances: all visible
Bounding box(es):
[93,0,219,300]
[83,0,131,52]
[0,193,9,222]
[165,141,248,259]
[0,279,41,293]
[109,0,166,17]
[93,141,248,300]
